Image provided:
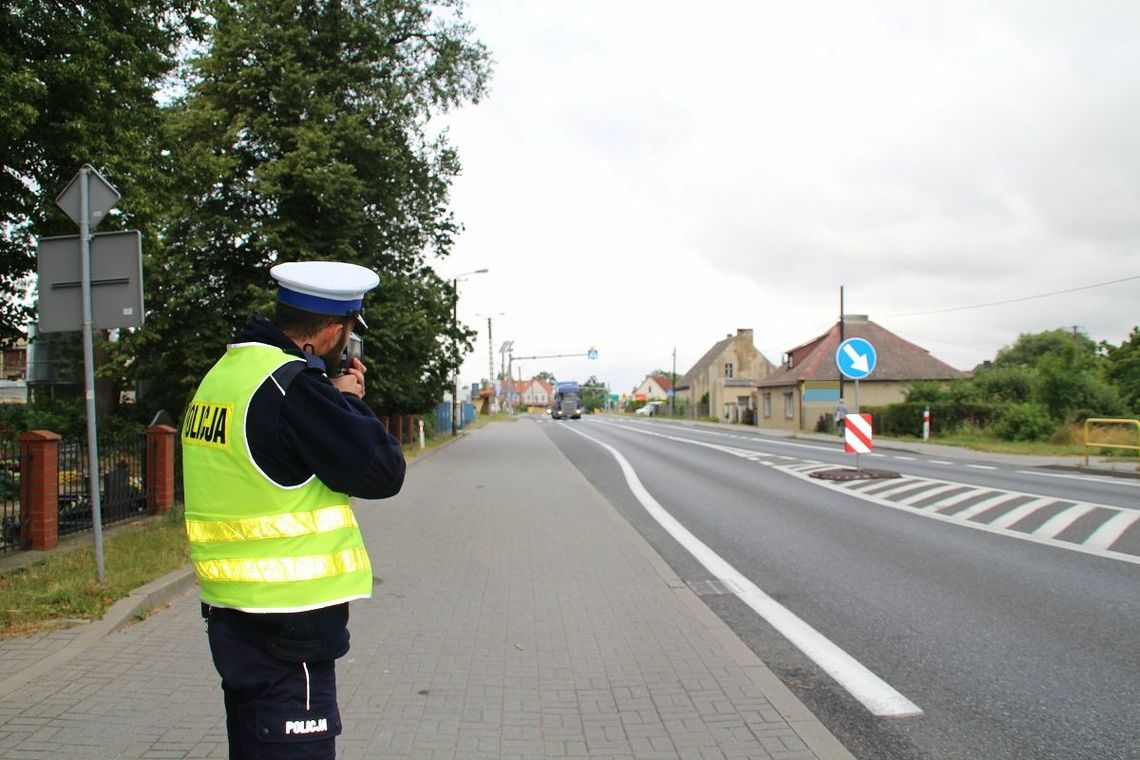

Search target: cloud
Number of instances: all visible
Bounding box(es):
[443,1,1140,393]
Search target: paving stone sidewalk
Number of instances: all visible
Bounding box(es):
[0,419,853,759]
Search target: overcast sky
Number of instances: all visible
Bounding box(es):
[434,1,1140,396]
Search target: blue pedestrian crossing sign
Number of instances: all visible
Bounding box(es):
[836,337,877,380]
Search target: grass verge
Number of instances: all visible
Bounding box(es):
[876,431,1087,457]
[0,510,189,639]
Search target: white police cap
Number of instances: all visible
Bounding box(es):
[270,261,380,329]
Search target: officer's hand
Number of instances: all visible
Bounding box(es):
[332,358,366,398]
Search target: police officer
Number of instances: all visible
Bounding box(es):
[182,261,406,759]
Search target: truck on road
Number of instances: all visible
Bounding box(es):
[551,381,582,420]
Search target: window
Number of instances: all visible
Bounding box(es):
[783,392,794,419]
[763,393,772,418]
[725,362,734,378]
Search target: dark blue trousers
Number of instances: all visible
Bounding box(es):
[205,606,343,760]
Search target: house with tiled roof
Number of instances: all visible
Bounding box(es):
[515,378,553,409]
[756,315,970,431]
[675,329,775,422]
[633,374,673,402]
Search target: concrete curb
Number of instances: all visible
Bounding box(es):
[594,481,859,760]
[0,565,197,699]
[0,427,471,695]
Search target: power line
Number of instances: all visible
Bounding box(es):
[883,273,1140,318]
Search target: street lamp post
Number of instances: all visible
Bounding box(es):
[451,269,488,435]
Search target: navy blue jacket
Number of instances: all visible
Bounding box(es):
[208,314,405,656]
[234,313,405,500]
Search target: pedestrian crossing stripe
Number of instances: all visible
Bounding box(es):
[775,462,1140,565]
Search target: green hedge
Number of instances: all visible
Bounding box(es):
[862,402,1001,437]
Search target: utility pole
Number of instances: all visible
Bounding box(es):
[671,346,677,417]
[838,285,845,407]
[450,269,488,435]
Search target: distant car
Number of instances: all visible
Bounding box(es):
[635,403,660,416]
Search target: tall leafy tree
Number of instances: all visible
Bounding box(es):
[1103,327,1140,414]
[991,329,1122,421]
[579,375,607,412]
[993,329,1099,369]
[126,0,490,416]
[0,2,205,346]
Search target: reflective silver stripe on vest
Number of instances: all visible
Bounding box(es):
[185,505,356,544]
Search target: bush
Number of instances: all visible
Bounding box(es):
[864,402,1000,437]
[994,403,1056,441]
[973,366,1035,404]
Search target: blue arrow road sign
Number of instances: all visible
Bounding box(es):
[836,337,877,380]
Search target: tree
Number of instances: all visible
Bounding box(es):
[579,375,607,411]
[994,329,1099,369]
[0,2,206,346]
[123,0,491,416]
[1103,328,1140,414]
[534,371,556,383]
[990,328,1124,422]
[1033,348,1122,421]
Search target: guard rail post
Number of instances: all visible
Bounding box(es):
[19,430,61,551]
[1083,417,1140,469]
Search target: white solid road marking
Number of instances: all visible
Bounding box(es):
[563,423,923,719]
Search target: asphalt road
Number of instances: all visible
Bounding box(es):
[540,416,1140,760]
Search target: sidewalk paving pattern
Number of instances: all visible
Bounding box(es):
[0,421,852,759]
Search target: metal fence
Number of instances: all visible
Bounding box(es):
[435,402,476,435]
[0,434,18,554]
[56,434,151,539]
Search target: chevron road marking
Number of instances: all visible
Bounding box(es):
[589,419,1140,565]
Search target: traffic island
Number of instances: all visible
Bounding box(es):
[809,468,900,481]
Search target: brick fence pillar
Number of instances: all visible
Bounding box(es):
[19,430,61,551]
[146,424,177,515]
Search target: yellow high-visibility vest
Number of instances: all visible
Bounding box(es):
[182,343,372,612]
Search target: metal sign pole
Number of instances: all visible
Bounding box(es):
[79,167,106,583]
[854,379,861,471]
